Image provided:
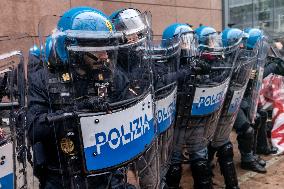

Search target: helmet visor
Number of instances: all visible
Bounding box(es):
[111,11,151,44]
[180,32,198,57]
[198,33,224,53]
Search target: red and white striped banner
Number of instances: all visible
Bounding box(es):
[259,74,284,154]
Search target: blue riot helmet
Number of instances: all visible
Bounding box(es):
[245,28,269,61]
[57,7,112,32]
[46,7,116,67]
[244,28,264,49]
[47,7,125,100]
[57,6,99,31]
[162,23,197,58]
[110,8,149,46]
[221,28,244,48]
[109,8,152,76]
[195,25,221,51]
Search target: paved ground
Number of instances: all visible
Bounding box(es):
[180,132,284,189]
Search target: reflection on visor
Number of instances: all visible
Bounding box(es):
[206,34,221,48]
[118,32,146,48]
[181,33,194,49]
[180,33,198,57]
[199,33,223,53]
[125,33,140,44]
[116,9,147,35]
[71,51,113,77]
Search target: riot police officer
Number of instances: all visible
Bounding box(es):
[233,28,268,173]
[162,23,196,189]
[150,30,182,189]
[110,8,160,189]
[109,8,152,93]
[164,24,225,189]
[208,28,248,189]
[27,7,137,189]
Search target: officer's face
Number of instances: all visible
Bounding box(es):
[83,51,110,70]
[93,51,109,62]
[126,33,139,44]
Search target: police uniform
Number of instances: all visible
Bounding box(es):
[28,7,146,188]
[27,57,135,189]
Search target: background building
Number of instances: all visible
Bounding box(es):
[0,0,222,40]
[223,0,284,36]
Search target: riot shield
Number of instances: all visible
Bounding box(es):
[248,37,269,123]
[0,34,31,189]
[150,36,180,180]
[176,33,238,161]
[211,47,257,147]
[111,11,160,189]
[32,13,156,188]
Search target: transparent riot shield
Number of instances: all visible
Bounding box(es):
[111,11,159,189]
[0,34,31,189]
[32,13,156,188]
[211,47,258,147]
[176,33,238,162]
[150,36,180,181]
[248,37,269,123]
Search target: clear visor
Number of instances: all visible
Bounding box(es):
[150,35,181,59]
[254,37,269,60]
[72,51,116,73]
[112,11,150,36]
[111,11,151,47]
[198,33,223,53]
[180,32,198,57]
[54,30,124,74]
[39,15,123,61]
[38,14,152,108]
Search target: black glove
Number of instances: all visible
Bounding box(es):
[194,60,211,74]
[78,96,109,112]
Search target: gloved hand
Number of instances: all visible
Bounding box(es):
[250,69,257,80]
[44,109,70,123]
[78,96,110,112]
[194,59,211,74]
